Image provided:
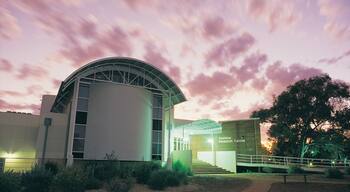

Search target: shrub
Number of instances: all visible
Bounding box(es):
[44,161,59,175]
[148,169,183,190]
[85,176,102,190]
[345,167,350,175]
[93,161,120,181]
[118,164,134,179]
[287,165,304,174]
[0,170,21,192]
[172,160,192,176]
[107,177,134,192]
[262,167,273,173]
[325,168,344,179]
[165,173,180,187]
[50,167,87,192]
[134,161,161,184]
[22,165,53,192]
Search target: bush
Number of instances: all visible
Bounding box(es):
[325,168,344,179]
[134,161,161,184]
[22,165,53,192]
[148,169,184,190]
[118,164,134,179]
[93,161,120,181]
[44,161,59,175]
[85,176,102,190]
[287,165,304,174]
[107,177,134,192]
[50,167,87,192]
[345,167,350,175]
[165,173,180,187]
[0,170,21,192]
[262,167,273,173]
[172,160,192,176]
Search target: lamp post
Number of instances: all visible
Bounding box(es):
[208,134,215,166]
[42,117,52,165]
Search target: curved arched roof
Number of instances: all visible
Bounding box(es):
[51,57,186,112]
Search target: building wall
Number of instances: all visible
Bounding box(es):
[35,95,69,161]
[190,119,261,158]
[0,112,39,158]
[218,119,261,155]
[84,83,153,161]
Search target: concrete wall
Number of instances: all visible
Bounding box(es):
[84,83,152,161]
[0,112,39,158]
[35,95,69,161]
[197,151,236,173]
[220,119,261,155]
[191,119,262,157]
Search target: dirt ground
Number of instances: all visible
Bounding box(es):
[268,183,350,192]
[89,174,350,192]
[130,176,251,192]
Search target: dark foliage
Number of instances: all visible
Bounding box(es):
[287,165,304,174]
[0,170,21,192]
[44,161,59,175]
[85,176,102,190]
[251,74,350,159]
[21,165,53,192]
[325,168,344,179]
[107,177,134,192]
[134,161,161,184]
[50,167,87,192]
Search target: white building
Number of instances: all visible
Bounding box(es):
[0,57,186,170]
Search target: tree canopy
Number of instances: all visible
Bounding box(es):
[251,74,350,159]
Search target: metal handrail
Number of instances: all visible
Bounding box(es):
[237,154,349,168]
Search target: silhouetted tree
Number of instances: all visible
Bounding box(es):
[251,74,350,159]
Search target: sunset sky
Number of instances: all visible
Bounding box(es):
[1,0,350,142]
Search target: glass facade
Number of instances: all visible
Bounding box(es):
[72,83,89,159]
[152,94,163,160]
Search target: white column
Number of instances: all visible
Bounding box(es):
[66,79,79,166]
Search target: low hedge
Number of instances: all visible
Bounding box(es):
[0,170,21,192]
[287,165,304,174]
[325,168,344,179]
[22,165,53,192]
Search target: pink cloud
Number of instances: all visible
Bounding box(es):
[79,18,98,39]
[143,42,171,70]
[0,99,40,114]
[186,72,237,101]
[319,0,350,40]
[52,79,62,88]
[246,0,300,32]
[318,49,350,64]
[230,52,267,82]
[206,32,255,67]
[143,42,181,83]
[0,7,21,40]
[252,77,268,91]
[17,64,48,80]
[219,102,269,120]
[265,61,323,95]
[202,16,235,40]
[60,44,104,67]
[0,90,24,97]
[0,58,13,72]
[122,0,158,10]
[99,26,132,55]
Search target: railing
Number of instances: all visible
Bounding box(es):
[237,154,350,168]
